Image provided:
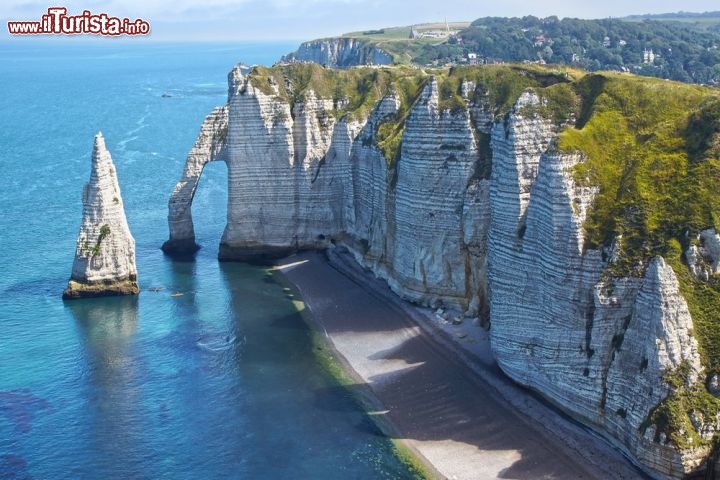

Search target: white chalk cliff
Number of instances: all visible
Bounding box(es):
[281,38,393,68]
[166,65,718,478]
[64,133,138,299]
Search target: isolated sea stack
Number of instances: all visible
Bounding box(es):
[63,132,138,299]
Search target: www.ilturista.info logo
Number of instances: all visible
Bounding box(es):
[8,7,150,36]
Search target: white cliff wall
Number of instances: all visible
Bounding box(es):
[282,38,393,68]
[168,67,711,478]
[381,79,481,309]
[486,94,707,476]
[344,94,399,262]
[221,66,296,257]
[219,66,362,259]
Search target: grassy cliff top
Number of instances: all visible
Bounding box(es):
[247,63,428,120]
[558,73,720,267]
[247,62,580,118]
[334,23,471,65]
[246,62,579,161]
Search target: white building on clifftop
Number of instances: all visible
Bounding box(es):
[643,48,656,64]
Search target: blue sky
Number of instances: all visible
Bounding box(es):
[2,0,720,41]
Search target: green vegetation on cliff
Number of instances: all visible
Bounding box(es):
[246,63,576,165]
[249,63,428,122]
[643,360,720,450]
[249,63,429,165]
[556,73,720,452]
[558,74,720,276]
[642,253,720,451]
[373,75,427,165]
[249,62,580,120]
[82,224,111,257]
[557,72,720,369]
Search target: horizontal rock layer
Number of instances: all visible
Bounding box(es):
[166,65,714,479]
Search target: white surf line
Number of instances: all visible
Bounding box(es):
[272,259,309,271]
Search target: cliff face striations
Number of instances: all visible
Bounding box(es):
[486,96,707,476]
[166,63,720,478]
[64,133,138,299]
[281,38,393,68]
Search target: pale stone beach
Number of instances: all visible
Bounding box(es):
[277,250,645,480]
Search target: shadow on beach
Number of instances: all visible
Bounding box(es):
[277,251,647,480]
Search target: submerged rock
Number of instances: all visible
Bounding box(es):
[63,133,138,299]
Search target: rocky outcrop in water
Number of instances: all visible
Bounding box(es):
[64,133,138,299]
[281,38,393,68]
[166,64,719,478]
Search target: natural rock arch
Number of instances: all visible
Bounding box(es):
[162,106,228,257]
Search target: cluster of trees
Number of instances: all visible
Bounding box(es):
[444,14,720,84]
[411,43,466,65]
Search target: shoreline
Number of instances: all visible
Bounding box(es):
[274,248,646,480]
[272,258,442,479]
[306,308,441,479]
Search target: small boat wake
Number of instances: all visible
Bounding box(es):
[196,333,237,352]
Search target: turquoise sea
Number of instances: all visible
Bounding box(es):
[0,41,418,479]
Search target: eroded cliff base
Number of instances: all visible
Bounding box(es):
[62,277,139,300]
[218,239,333,264]
[161,238,200,259]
